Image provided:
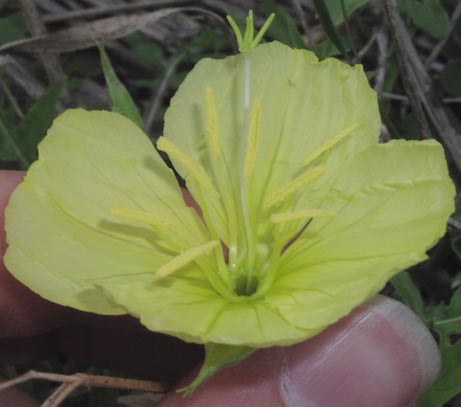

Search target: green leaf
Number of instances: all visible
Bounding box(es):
[390,271,427,322]
[0,114,29,169]
[261,0,307,49]
[0,0,14,7]
[441,60,461,97]
[185,26,228,60]
[431,288,461,338]
[325,0,370,25]
[405,0,450,39]
[178,344,255,396]
[312,0,347,57]
[0,13,27,45]
[452,232,461,259]
[14,81,64,164]
[124,33,165,67]
[314,39,341,58]
[98,43,144,129]
[422,281,461,406]
[419,340,461,407]
[5,109,206,314]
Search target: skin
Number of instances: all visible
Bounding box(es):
[0,171,441,407]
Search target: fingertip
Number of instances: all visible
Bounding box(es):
[0,268,67,338]
[280,295,440,407]
[0,171,66,338]
[158,296,439,407]
[367,295,441,395]
[0,381,40,407]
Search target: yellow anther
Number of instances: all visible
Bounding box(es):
[111,207,174,229]
[244,97,261,180]
[271,208,335,223]
[304,122,361,166]
[157,137,219,197]
[264,165,326,209]
[205,87,221,158]
[156,240,219,278]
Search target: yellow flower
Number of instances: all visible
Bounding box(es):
[4,14,454,394]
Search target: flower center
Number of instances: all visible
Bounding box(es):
[112,81,362,302]
[234,273,259,296]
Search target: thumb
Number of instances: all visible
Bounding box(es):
[158,295,440,407]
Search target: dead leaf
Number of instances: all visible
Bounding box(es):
[0,8,181,53]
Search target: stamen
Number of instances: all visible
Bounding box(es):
[271,208,335,223]
[205,87,221,158]
[304,122,361,166]
[157,137,219,197]
[111,207,174,229]
[264,165,326,209]
[156,240,219,278]
[244,97,261,180]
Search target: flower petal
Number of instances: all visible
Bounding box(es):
[163,41,380,245]
[101,273,311,346]
[5,109,208,313]
[267,139,454,332]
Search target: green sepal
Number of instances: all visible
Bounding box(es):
[178,343,256,396]
[226,10,275,54]
[98,43,144,129]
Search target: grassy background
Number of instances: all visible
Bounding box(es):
[0,0,460,405]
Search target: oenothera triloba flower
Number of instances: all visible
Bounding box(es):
[5,39,454,392]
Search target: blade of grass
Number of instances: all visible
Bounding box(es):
[0,115,29,169]
[390,271,426,322]
[339,0,357,59]
[15,80,64,163]
[98,43,143,129]
[312,0,347,59]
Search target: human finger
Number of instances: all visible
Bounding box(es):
[0,381,40,407]
[0,170,68,338]
[158,295,440,407]
[0,171,202,378]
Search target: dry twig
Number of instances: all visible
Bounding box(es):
[0,370,166,393]
[145,52,184,132]
[290,0,316,48]
[355,29,377,62]
[444,97,461,104]
[41,0,197,23]
[1,7,229,54]
[374,25,388,95]
[18,0,65,84]
[0,78,24,118]
[425,2,461,68]
[0,9,181,54]
[42,379,84,407]
[0,370,167,406]
[383,0,461,174]
[0,55,44,99]
[448,218,461,230]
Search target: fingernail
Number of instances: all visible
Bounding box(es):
[280,295,440,407]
